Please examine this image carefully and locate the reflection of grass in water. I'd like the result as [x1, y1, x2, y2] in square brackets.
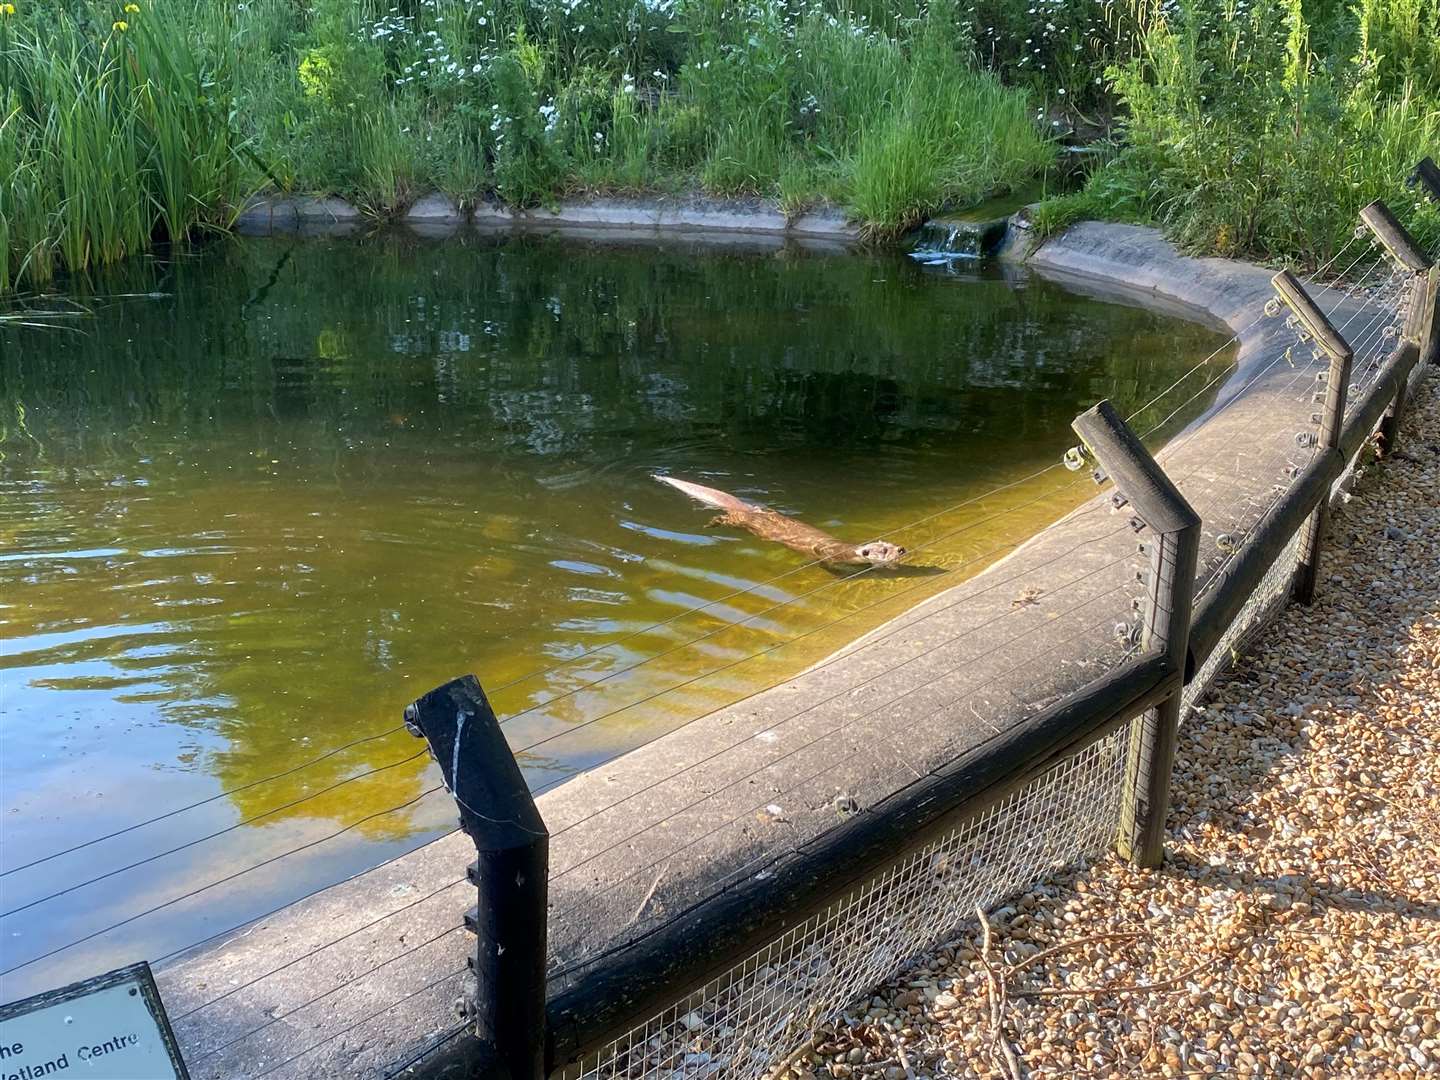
[475, 365, 1240, 777]
[209, 465, 1097, 832]
[482, 464, 1099, 760]
[221, 735, 434, 841]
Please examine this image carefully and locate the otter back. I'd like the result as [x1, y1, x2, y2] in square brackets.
[710, 508, 864, 565]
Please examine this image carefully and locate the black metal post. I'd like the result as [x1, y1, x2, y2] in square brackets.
[1072, 400, 1200, 869]
[1271, 270, 1353, 606]
[407, 675, 549, 1080]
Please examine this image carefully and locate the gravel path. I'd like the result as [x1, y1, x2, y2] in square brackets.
[799, 369, 1439, 1080]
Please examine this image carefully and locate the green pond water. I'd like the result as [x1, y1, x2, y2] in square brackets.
[0, 231, 1233, 996]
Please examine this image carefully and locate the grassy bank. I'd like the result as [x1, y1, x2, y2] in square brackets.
[1033, 0, 1440, 265]
[0, 4, 249, 291]
[1, 0, 1057, 289]
[2, 0, 1437, 291]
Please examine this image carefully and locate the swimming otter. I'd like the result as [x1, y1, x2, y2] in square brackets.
[653, 475, 906, 567]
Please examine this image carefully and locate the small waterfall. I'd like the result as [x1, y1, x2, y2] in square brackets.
[908, 216, 1008, 265]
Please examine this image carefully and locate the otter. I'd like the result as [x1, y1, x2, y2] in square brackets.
[653, 475, 906, 567]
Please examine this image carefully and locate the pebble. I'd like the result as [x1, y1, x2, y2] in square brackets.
[789, 374, 1440, 1078]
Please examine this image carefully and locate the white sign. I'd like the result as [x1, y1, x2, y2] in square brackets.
[0, 963, 189, 1080]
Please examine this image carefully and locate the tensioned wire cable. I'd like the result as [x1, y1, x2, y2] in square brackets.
[546, 599, 1139, 982]
[185, 919, 469, 1065]
[171, 869, 471, 1021]
[4, 499, 1115, 979]
[1114, 228, 1370, 433]
[438, 502, 1114, 832]
[0, 745, 432, 919]
[668, 619, 1151, 921]
[1158, 250, 1398, 477]
[1170, 265, 1409, 597]
[3, 456, 1081, 878]
[0, 785, 448, 978]
[132, 506, 1134, 1025]
[0, 722, 417, 878]
[149, 824, 460, 967]
[381, 1019, 472, 1080]
[497, 490, 1112, 764]
[1347, 296, 1408, 390]
[183, 579, 1139, 1071]
[1133, 249, 1391, 449]
[542, 572, 1137, 911]
[487, 469, 1094, 736]
[247, 965, 470, 1080]
[525, 520, 1137, 842]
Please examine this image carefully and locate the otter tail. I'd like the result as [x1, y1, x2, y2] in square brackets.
[653, 475, 758, 514]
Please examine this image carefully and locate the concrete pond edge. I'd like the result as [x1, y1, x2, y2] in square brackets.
[157, 219, 1397, 1080]
[235, 192, 864, 242]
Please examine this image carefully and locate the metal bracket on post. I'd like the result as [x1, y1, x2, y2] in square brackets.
[406, 675, 549, 1080]
[1072, 400, 1200, 869]
[1271, 270, 1352, 604]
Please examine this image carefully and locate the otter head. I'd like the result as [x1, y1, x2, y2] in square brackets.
[855, 540, 906, 565]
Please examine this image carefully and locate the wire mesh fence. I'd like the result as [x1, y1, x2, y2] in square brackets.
[1182, 527, 1306, 716]
[563, 727, 1128, 1080]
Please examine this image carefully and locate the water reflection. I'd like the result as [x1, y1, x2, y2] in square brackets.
[0, 232, 1233, 993]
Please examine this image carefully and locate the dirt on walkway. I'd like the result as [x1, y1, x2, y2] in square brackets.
[799, 370, 1440, 1079]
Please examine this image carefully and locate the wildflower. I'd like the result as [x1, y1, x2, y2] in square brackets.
[0, 4, 16, 15]
[124, 2, 139, 10]
[113, 18, 128, 29]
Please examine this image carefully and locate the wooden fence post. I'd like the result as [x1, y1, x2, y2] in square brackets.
[1271, 270, 1352, 606]
[1359, 199, 1432, 274]
[1410, 157, 1440, 203]
[1072, 401, 1200, 869]
[1359, 200, 1434, 452]
[1408, 159, 1440, 368]
[407, 676, 549, 1080]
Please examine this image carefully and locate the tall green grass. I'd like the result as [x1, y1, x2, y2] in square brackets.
[0, 5, 248, 290]
[847, 36, 1055, 237]
[1041, 0, 1440, 266]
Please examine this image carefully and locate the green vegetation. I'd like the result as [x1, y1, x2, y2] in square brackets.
[1045, 0, 1440, 264]
[1, 0, 1436, 289]
[0, 3, 249, 290]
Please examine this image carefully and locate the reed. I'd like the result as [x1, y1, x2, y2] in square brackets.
[0, 4, 247, 290]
